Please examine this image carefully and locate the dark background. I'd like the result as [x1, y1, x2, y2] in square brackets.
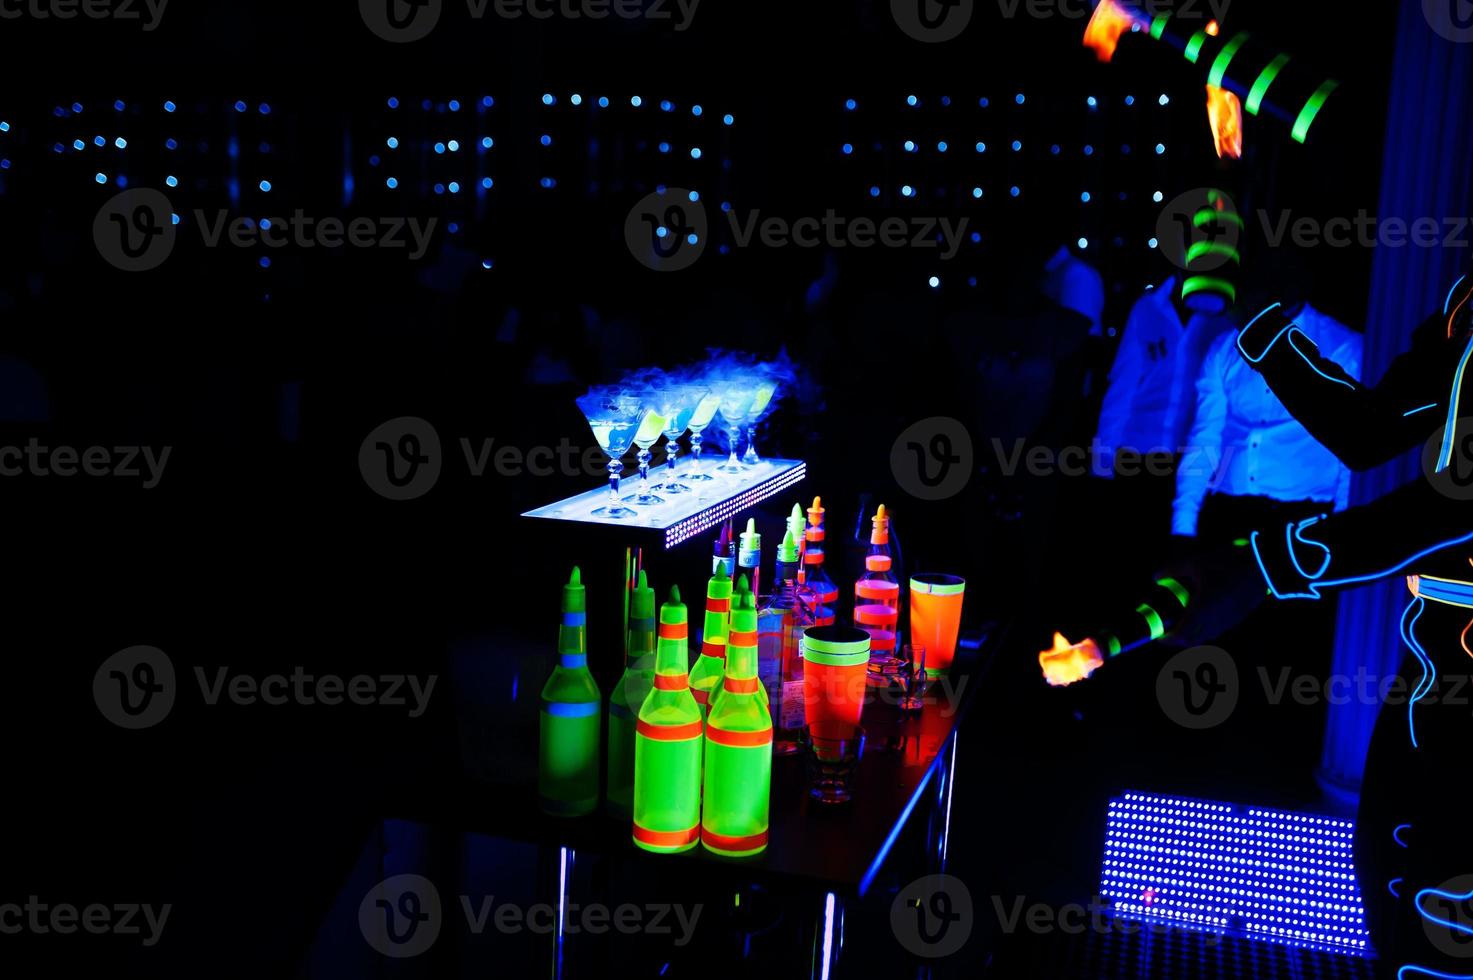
[0, 1, 1401, 976]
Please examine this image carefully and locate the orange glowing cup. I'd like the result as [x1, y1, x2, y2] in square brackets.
[802, 626, 871, 748]
[909, 574, 966, 678]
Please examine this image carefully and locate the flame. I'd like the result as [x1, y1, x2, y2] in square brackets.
[1206, 19, 1220, 36]
[1083, 0, 1141, 63]
[1206, 84, 1243, 159]
[1039, 632, 1105, 688]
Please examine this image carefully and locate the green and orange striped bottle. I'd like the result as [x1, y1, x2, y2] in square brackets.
[711, 576, 768, 715]
[538, 567, 602, 817]
[632, 586, 704, 853]
[607, 569, 656, 818]
[688, 566, 732, 717]
[701, 585, 773, 857]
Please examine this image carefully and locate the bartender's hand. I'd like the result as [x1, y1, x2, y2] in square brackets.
[1155, 541, 1269, 650]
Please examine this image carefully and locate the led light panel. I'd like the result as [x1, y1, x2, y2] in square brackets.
[1100, 792, 1370, 955]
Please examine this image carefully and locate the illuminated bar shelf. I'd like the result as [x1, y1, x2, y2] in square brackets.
[522, 459, 806, 549]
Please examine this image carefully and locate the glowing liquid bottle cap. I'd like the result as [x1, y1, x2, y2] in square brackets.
[739, 518, 761, 562]
[778, 528, 800, 565]
[871, 503, 890, 544]
[563, 565, 585, 613]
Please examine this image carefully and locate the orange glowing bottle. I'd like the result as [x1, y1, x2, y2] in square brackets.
[853, 504, 900, 659]
[802, 497, 838, 626]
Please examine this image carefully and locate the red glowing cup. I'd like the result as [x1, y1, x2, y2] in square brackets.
[803, 626, 872, 747]
[909, 574, 966, 678]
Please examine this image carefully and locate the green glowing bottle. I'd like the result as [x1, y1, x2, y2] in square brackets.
[688, 566, 732, 717]
[711, 575, 768, 715]
[539, 567, 602, 817]
[702, 585, 773, 857]
[607, 569, 656, 818]
[633, 586, 704, 853]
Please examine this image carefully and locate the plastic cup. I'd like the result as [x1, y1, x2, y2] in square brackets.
[802, 625, 871, 745]
[910, 574, 965, 678]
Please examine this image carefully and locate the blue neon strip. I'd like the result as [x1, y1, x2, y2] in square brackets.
[1237, 303, 1286, 362]
[1400, 598, 1432, 750]
[1447, 275, 1469, 315]
[1288, 331, 1357, 390]
[1416, 881, 1473, 938]
[1398, 968, 1473, 979]
[562, 612, 587, 626]
[858, 734, 947, 897]
[1393, 824, 1413, 848]
[1390, 878, 1404, 898]
[558, 654, 588, 669]
[1438, 334, 1473, 471]
[1416, 576, 1473, 608]
[542, 698, 598, 717]
[1250, 529, 1320, 600]
[1314, 529, 1473, 596]
[1404, 403, 1440, 417]
[1288, 517, 1332, 581]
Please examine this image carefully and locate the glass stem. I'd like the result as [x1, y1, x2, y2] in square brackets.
[690, 432, 703, 472]
[727, 425, 742, 467]
[743, 426, 761, 465]
[606, 458, 623, 502]
[638, 448, 652, 487]
[665, 436, 680, 476]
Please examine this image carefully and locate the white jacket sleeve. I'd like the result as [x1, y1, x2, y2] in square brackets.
[1172, 335, 1230, 536]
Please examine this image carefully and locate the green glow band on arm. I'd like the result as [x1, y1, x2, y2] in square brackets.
[1182, 277, 1238, 303]
[1292, 79, 1339, 144]
[1246, 54, 1291, 116]
[1136, 604, 1166, 641]
[1195, 209, 1244, 229]
[1157, 577, 1192, 610]
[1150, 13, 1170, 40]
[1185, 30, 1209, 64]
[1101, 633, 1123, 658]
[1186, 242, 1241, 265]
[1208, 33, 1251, 88]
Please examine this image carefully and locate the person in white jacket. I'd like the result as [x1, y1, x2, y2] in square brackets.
[1172, 303, 1362, 542]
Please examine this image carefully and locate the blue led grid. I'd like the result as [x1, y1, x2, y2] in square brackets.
[1100, 791, 1370, 955]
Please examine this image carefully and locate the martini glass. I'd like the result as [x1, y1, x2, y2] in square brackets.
[576, 387, 642, 519]
[650, 384, 706, 495]
[684, 389, 721, 487]
[742, 376, 779, 466]
[621, 393, 669, 507]
[714, 381, 757, 475]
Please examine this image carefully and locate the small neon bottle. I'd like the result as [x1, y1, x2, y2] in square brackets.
[688, 566, 733, 717]
[607, 569, 656, 818]
[713, 523, 736, 578]
[853, 504, 900, 659]
[712, 574, 768, 715]
[539, 567, 602, 817]
[701, 584, 772, 857]
[738, 518, 762, 604]
[633, 586, 704, 853]
[804, 497, 839, 627]
[761, 527, 813, 754]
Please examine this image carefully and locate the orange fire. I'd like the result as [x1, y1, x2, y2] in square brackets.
[1082, 0, 1140, 63]
[1039, 632, 1105, 688]
[1206, 84, 1243, 159]
[1206, 19, 1220, 36]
